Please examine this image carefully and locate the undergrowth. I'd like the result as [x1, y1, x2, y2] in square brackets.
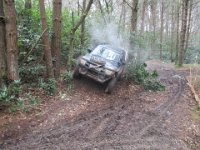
[63, 71, 74, 90]
[0, 80, 42, 113]
[0, 80, 21, 103]
[125, 60, 165, 91]
[38, 78, 57, 95]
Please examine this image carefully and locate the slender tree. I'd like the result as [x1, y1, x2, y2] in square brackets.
[98, 0, 106, 23]
[160, 0, 164, 60]
[170, 4, 175, 62]
[68, 0, 93, 66]
[39, 0, 54, 77]
[51, 0, 62, 78]
[178, 0, 190, 66]
[150, 0, 157, 49]
[80, 0, 86, 47]
[175, 2, 180, 64]
[184, 0, 192, 56]
[130, 0, 138, 33]
[0, 0, 6, 86]
[118, 1, 125, 36]
[4, 0, 19, 81]
[140, 0, 147, 35]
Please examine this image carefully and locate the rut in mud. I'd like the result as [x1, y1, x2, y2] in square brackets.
[2, 63, 192, 150]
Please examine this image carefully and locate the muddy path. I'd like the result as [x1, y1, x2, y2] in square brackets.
[1, 62, 196, 150]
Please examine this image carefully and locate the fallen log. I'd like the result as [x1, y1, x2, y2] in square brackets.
[186, 77, 200, 109]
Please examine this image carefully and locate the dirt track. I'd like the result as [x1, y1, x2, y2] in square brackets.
[1, 62, 198, 150]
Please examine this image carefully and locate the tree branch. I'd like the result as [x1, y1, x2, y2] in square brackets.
[21, 28, 48, 64]
[124, 0, 133, 9]
[72, 0, 93, 33]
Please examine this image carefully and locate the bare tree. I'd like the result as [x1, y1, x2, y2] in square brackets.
[130, 0, 138, 33]
[80, 0, 86, 47]
[98, 0, 107, 23]
[51, 0, 62, 78]
[175, 1, 181, 64]
[170, 4, 175, 62]
[150, 0, 157, 48]
[104, 0, 113, 14]
[184, 0, 193, 56]
[4, 0, 19, 81]
[140, 0, 147, 34]
[39, 0, 54, 77]
[160, 0, 164, 60]
[0, 0, 6, 86]
[68, 0, 93, 66]
[178, 0, 190, 66]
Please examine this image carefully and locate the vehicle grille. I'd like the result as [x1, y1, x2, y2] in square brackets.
[88, 69, 98, 76]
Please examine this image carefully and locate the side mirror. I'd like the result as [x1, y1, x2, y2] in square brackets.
[87, 49, 92, 53]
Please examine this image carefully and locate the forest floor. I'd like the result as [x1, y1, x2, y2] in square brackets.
[0, 60, 200, 150]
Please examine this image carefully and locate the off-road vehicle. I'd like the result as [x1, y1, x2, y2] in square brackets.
[73, 44, 126, 93]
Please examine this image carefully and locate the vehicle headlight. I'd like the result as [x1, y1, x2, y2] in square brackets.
[105, 69, 115, 76]
[79, 58, 87, 65]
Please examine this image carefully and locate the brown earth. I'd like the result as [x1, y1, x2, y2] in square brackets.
[0, 61, 200, 150]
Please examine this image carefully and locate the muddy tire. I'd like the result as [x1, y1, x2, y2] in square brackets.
[105, 77, 117, 94]
[73, 65, 80, 79]
[116, 67, 124, 81]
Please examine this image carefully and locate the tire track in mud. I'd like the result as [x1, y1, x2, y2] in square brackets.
[86, 75, 189, 150]
[3, 68, 191, 150]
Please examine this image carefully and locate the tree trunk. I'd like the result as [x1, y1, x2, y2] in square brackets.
[170, 5, 175, 62]
[122, 1, 126, 32]
[150, 0, 157, 50]
[178, 0, 189, 66]
[104, 0, 113, 22]
[165, 13, 169, 40]
[80, 0, 86, 47]
[184, 0, 192, 57]
[39, 0, 54, 77]
[25, 0, 32, 9]
[51, 0, 62, 78]
[98, 0, 106, 23]
[68, 0, 93, 67]
[0, 0, 6, 87]
[160, 0, 164, 60]
[140, 0, 146, 35]
[104, 0, 110, 14]
[130, 0, 138, 33]
[4, 0, 19, 81]
[77, 0, 80, 16]
[118, 1, 124, 37]
[175, 3, 180, 64]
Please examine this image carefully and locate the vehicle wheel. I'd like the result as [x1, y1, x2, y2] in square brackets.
[73, 65, 80, 78]
[105, 77, 117, 94]
[117, 67, 124, 81]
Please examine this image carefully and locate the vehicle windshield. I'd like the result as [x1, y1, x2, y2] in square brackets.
[91, 46, 121, 62]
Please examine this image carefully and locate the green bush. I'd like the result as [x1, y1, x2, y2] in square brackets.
[39, 78, 57, 95]
[19, 64, 46, 83]
[126, 61, 149, 84]
[0, 80, 21, 103]
[125, 60, 165, 91]
[0, 86, 10, 102]
[144, 80, 165, 91]
[63, 71, 74, 90]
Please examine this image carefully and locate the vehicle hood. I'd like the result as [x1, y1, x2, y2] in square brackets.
[82, 54, 119, 71]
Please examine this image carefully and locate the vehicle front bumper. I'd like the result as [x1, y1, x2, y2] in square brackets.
[78, 65, 112, 83]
